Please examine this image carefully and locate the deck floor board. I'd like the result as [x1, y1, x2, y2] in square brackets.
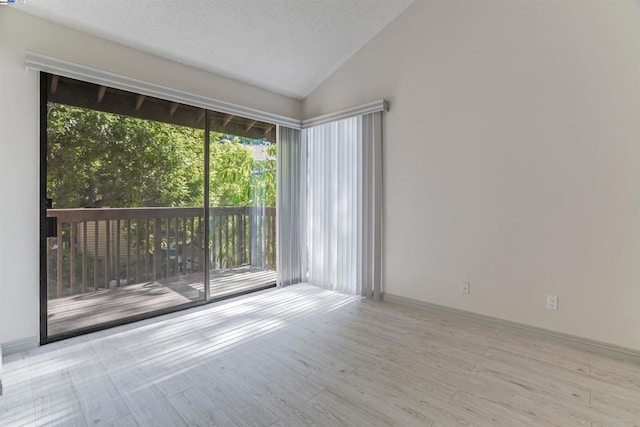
[48, 266, 276, 336]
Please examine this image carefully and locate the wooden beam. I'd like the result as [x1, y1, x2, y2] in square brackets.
[263, 124, 274, 138]
[223, 115, 234, 128]
[246, 120, 257, 132]
[51, 87, 208, 132]
[135, 94, 146, 111]
[97, 86, 107, 103]
[48, 82, 276, 142]
[169, 102, 179, 116]
[50, 75, 59, 94]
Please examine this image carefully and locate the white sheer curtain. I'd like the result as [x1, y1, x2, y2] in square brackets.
[306, 116, 362, 294]
[276, 126, 307, 287]
[279, 108, 383, 298]
[306, 114, 382, 296]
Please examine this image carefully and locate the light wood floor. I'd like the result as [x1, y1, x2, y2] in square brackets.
[48, 266, 277, 336]
[3, 284, 640, 426]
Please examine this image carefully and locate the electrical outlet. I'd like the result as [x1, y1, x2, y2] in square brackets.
[546, 295, 558, 310]
[462, 282, 471, 295]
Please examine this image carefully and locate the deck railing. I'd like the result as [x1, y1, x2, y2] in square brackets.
[47, 206, 276, 299]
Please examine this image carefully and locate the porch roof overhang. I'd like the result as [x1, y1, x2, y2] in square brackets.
[47, 74, 276, 142]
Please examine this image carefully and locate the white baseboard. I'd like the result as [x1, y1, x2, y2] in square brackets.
[382, 293, 640, 364]
[0, 336, 39, 356]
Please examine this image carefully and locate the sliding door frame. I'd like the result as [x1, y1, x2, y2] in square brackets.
[39, 72, 276, 344]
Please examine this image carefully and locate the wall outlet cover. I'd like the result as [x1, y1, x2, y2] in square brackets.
[462, 282, 471, 295]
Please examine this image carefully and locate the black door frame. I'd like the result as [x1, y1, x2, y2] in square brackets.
[38, 72, 275, 344]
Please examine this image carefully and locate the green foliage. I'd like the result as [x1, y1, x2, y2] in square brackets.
[47, 103, 205, 208]
[251, 145, 276, 208]
[47, 103, 276, 209]
[209, 135, 254, 206]
[209, 135, 275, 207]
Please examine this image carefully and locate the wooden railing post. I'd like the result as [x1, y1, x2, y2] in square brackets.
[167, 219, 171, 277]
[82, 222, 87, 293]
[136, 220, 142, 284]
[56, 219, 63, 297]
[173, 217, 179, 276]
[126, 220, 131, 285]
[144, 219, 151, 280]
[116, 219, 121, 287]
[238, 213, 245, 265]
[70, 222, 76, 295]
[153, 219, 161, 281]
[105, 219, 111, 289]
[94, 220, 99, 290]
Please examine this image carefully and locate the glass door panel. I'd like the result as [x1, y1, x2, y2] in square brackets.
[207, 124, 277, 300]
[45, 74, 206, 338]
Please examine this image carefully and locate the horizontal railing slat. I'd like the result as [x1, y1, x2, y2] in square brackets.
[48, 206, 275, 222]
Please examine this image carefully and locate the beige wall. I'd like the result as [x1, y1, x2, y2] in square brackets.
[305, 0, 640, 350]
[0, 7, 301, 345]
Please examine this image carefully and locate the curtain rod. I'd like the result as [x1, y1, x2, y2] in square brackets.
[302, 100, 389, 129]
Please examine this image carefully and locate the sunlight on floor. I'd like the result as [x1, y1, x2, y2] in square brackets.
[0, 284, 361, 426]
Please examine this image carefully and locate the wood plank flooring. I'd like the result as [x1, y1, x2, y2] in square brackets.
[48, 267, 276, 336]
[3, 284, 640, 426]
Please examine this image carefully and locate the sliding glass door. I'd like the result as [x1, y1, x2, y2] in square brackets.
[42, 73, 277, 341]
[207, 127, 277, 299]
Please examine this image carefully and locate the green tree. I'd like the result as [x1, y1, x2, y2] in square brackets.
[47, 103, 276, 209]
[209, 135, 275, 207]
[47, 103, 205, 208]
[209, 135, 254, 206]
[250, 144, 276, 207]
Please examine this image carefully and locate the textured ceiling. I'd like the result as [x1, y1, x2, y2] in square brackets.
[18, 0, 414, 99]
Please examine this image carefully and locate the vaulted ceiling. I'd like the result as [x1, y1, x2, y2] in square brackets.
[19, 0, 414, 100]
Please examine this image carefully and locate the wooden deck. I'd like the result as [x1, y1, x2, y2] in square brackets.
[47, 266, 276, 336]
